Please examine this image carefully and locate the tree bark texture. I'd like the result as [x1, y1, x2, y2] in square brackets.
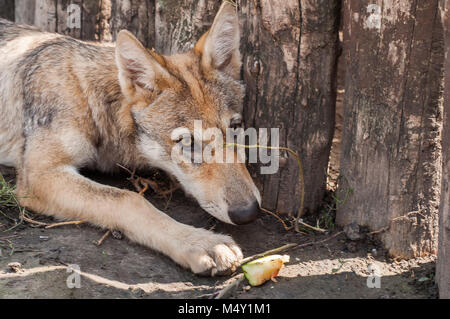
[109, 0, 155, 47]
[14, 0, 99, 40]
[437, 0, 450, 300]
[154, 0, 221, 54]
[13, 0, 221, 50]
[336, 0, 445, 258]
[13, 0, 153, 43]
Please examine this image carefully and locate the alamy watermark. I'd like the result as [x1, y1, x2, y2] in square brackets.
[365, 4, 381, 30]
[66, 264, 81, 289]
[366, 263, 381, 288]
[67, 4, 81, 29]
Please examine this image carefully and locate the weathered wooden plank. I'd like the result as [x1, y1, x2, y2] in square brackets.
[15, 0, 35, 25]
[56, 0, 82, 39]
[34, 0, 57, 31]
[437, 0, 450, 300]
[240, 0, 339, 216]
[337, 0, 444, 258]
[15, 0, 102, 40]
[155, 0, 221, 54]
[110, 0, 155, 47]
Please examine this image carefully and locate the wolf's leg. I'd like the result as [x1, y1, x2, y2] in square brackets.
[16, 159, 242, 276]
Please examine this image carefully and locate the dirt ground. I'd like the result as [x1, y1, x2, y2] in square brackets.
[0, 165, 438, 299]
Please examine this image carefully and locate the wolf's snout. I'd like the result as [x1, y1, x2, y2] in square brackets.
[228, 200, 261, 225]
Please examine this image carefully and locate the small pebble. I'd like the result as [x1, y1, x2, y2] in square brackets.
[111, 230, 123, 240]
[8, 262, 23, 273]
[344, 222, 361, 241]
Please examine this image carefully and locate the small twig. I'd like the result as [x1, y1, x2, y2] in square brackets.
[367, 211, 426, 235]
[295, 231, 344, 249]
[22, 214, 49, 227]
[240, 243, 298, 266]
[21, 209, 84, 230]
[196, 292, 219, 299]
[367, 226, 390, 236]
[0, 234, 18, 240]
[138, 183, 149, 196]
[0, 209, 18, 223]
[240, 231, 345, 266]
[163, 189, 173, 211]
[139, 178, 157, 191]
[116, 163, 177, 199]
[116, 163, 134, 176]
[214, 274, 245, 299]
[297, 220, 327, 233]
[260, 207, 294, 231]
[159, 184, 179, 196]
[45, 220, 85, 229]
[2, 202, 25, 233]
[94, 230, 111, 246]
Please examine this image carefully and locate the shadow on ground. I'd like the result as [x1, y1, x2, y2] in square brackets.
[0, 166, 437, 299]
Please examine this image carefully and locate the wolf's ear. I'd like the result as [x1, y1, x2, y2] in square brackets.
[115, 30, 172, 97]
[195, 2, 241, 80]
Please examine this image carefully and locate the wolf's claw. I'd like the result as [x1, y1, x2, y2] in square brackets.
[179, 230, 243, 276]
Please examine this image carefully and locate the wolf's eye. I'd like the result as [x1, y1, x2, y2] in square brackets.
[230, 118, 242, 130]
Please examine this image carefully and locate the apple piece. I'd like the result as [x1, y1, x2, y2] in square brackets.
[241, 255, 290, 286]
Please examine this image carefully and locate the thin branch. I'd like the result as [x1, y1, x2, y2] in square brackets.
[45, 220, 85, 229]
[295, 231, 344, 249]
[214, 274, 245, 299]
[240, 231, 345, 266]
[260, 207, 294, 231]
[367, 211, 426, 235]
[297, 220, 327, 233]
[94, 230, 111, 246]
[240, 243, 298, 266]
[22, 213, 48, 227]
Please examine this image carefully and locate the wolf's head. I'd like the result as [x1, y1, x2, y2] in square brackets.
[115, 2, 261, 225]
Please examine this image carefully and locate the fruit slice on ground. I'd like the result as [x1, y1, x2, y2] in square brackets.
[241, 255, 290, 286]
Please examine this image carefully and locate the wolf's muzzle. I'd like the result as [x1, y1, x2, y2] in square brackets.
[228, 200, 261, 225]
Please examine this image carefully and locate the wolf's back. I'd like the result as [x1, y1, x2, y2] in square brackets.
[0, 19, 119, 168]
[0, 19, 59, 167]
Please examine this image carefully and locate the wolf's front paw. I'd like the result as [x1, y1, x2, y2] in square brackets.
[180, 230, 243, 276]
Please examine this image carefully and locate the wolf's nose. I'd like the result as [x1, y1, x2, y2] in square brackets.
[229, 201, 261, 225]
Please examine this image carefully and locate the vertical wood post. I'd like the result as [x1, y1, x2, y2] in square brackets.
[337, 0, 444, 258]
[239, 0, 339, 216]
[437, 0, 450, 299]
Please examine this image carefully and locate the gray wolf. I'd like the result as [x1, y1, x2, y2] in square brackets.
[0, 2, 261, 275]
